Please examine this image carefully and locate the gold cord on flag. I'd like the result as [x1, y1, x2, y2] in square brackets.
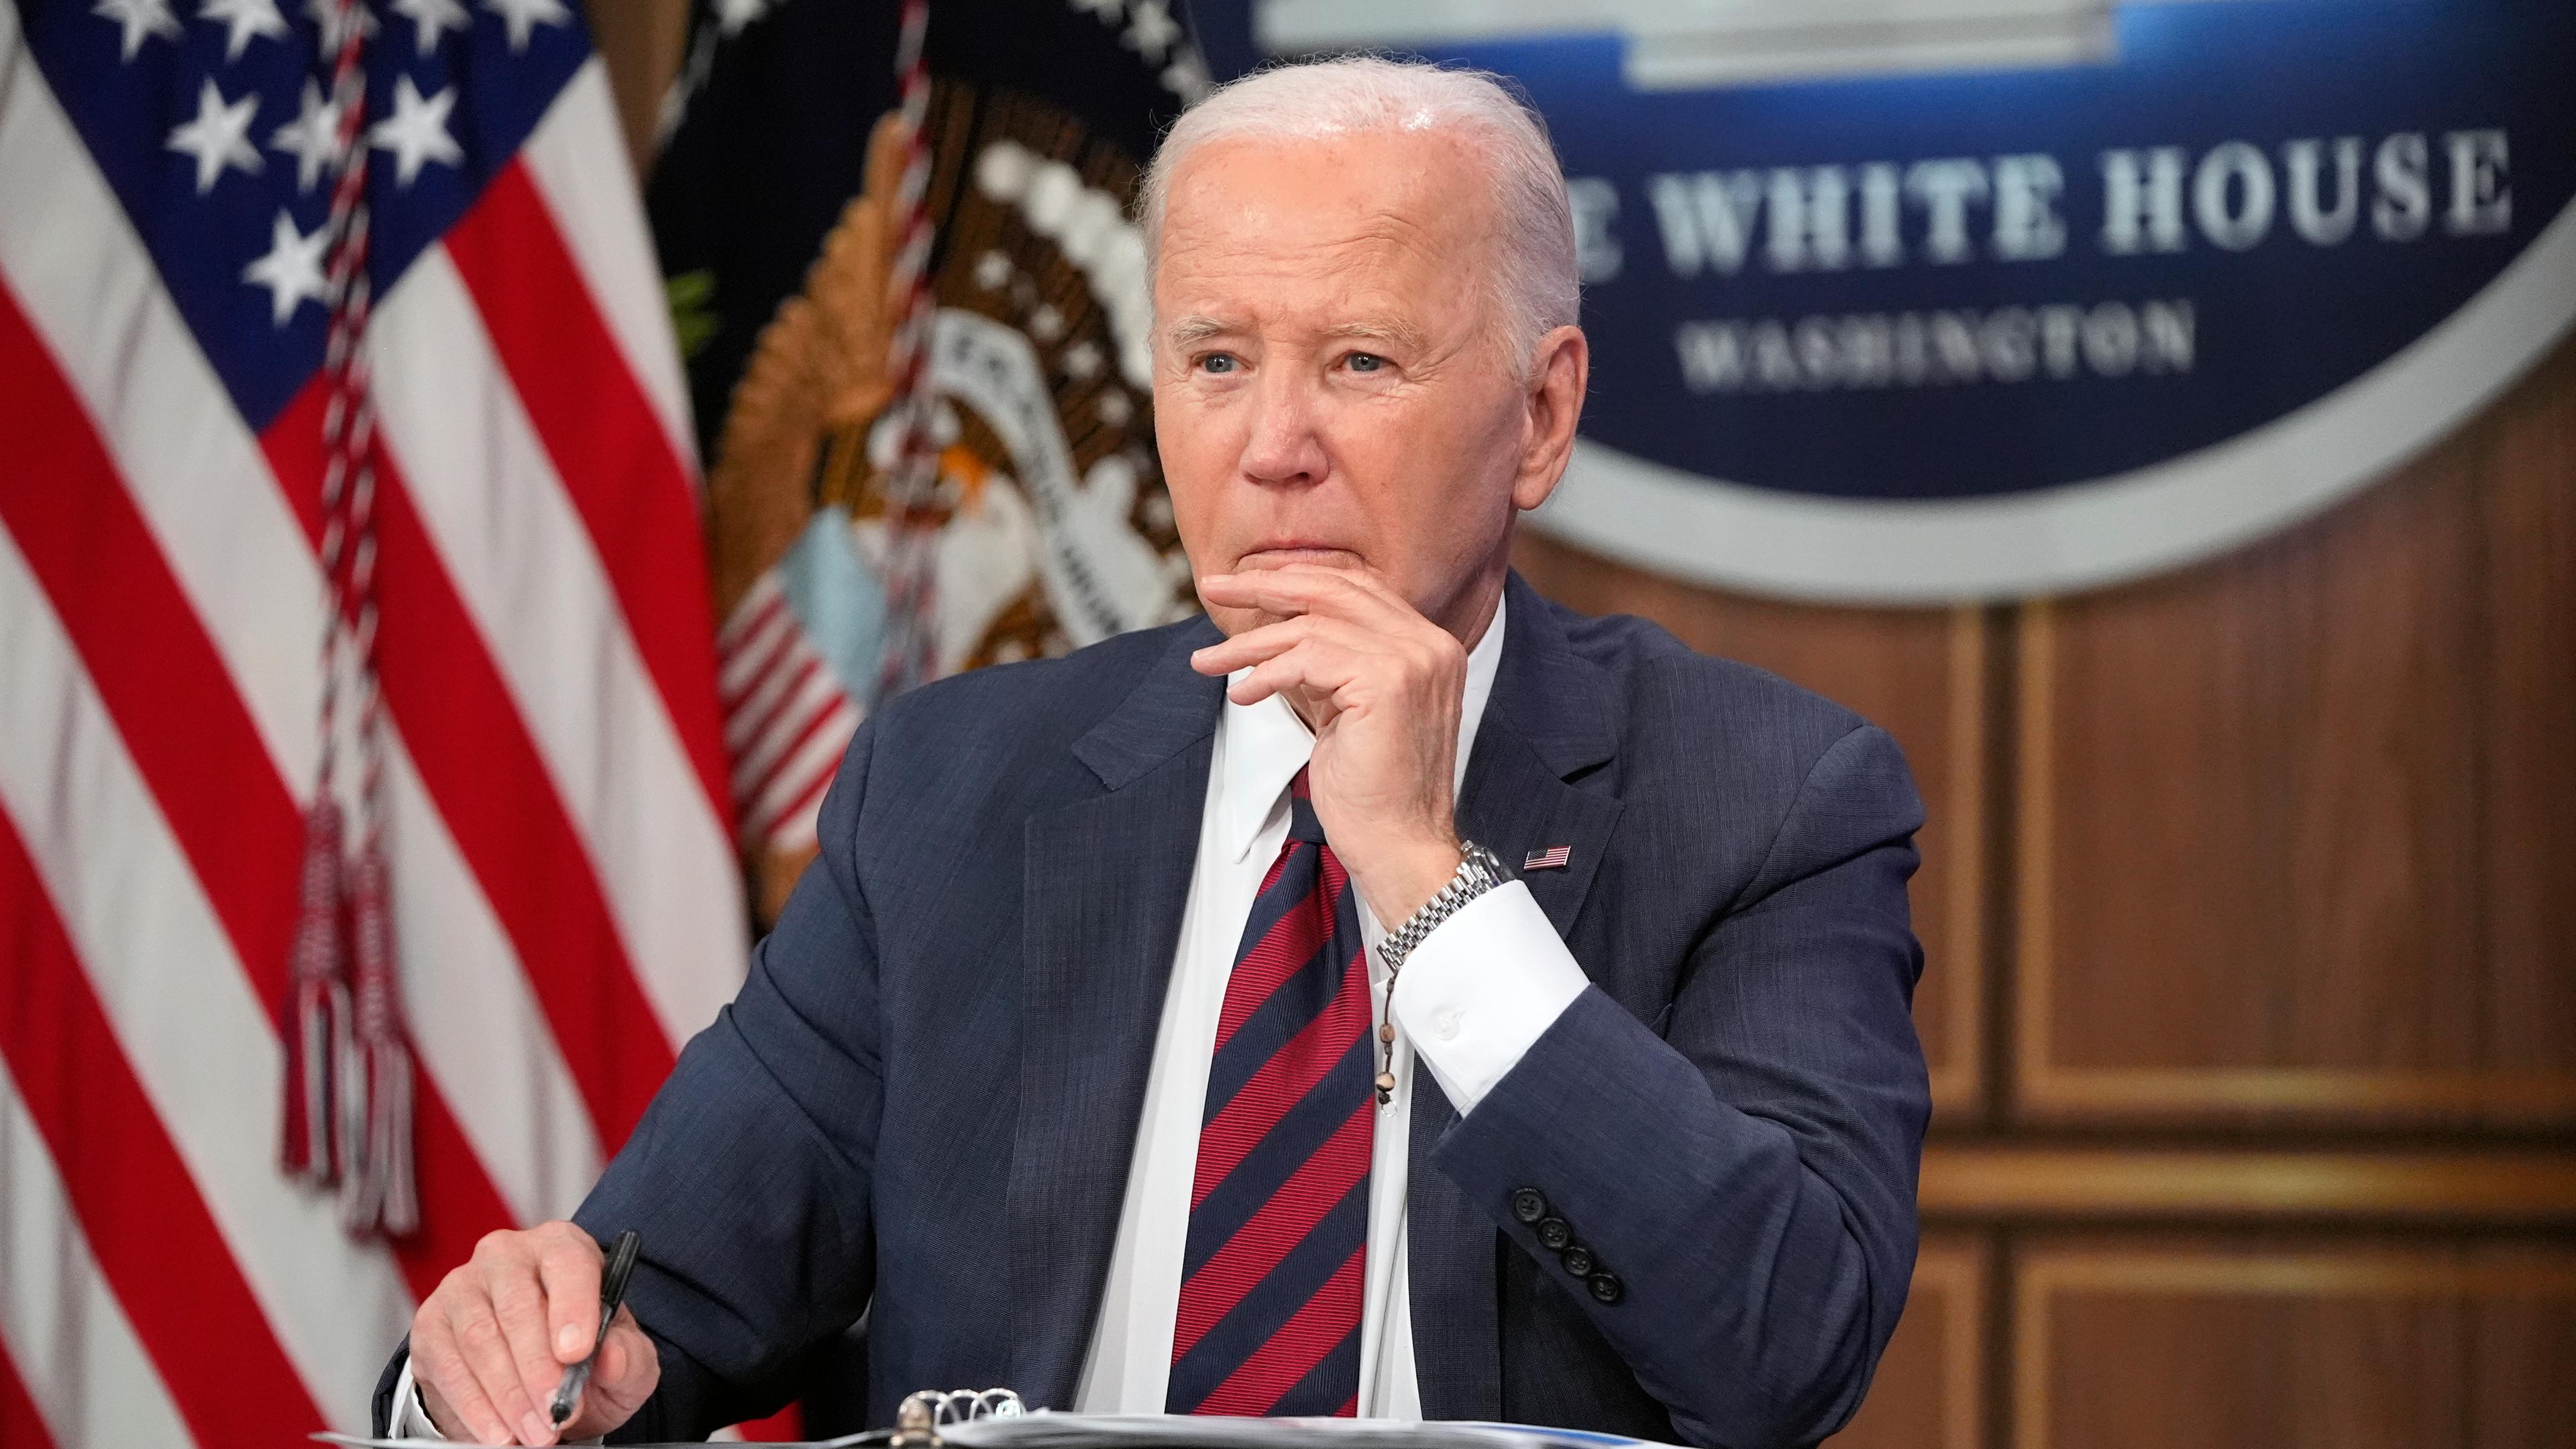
[282, 0, 417, 1240]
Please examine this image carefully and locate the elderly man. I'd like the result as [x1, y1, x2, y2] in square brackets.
[380, 56, 1928, 1449]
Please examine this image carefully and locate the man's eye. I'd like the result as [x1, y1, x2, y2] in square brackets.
[1196, 353, 1239, 374]
[1345, 352, 1388, 373]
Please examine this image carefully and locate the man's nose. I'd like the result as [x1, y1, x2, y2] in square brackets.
[1236, 369, 1330, 488]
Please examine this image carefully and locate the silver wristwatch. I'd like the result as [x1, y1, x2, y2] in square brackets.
[1377, 841, 1509, 974]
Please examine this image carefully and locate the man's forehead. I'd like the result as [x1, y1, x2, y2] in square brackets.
[1159, 129, 1487, 256]
[1150, 129, 1505, 350]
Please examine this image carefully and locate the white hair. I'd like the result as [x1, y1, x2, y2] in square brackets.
[1138, 54, 1580, 369]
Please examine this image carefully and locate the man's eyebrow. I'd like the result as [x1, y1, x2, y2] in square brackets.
[1320, 318, 1430, 352]
[1160, 314, 1432, 352]
[1163, 315, 1236, 348]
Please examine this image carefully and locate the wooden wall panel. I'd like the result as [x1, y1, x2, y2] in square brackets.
[2015, 334, 2576, 1126]
[1514, 533, 1989, 1119]
[1920, 1146, 2576, 1226]
[1828, 1235, 1989, 1449]
[2474, 341, 2576, 1079]
[2012, 1242, 2576, 1449]
[2467, 1275, 2576, 1449]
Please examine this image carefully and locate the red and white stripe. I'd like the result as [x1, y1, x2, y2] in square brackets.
[1, 1049, 201, 1449]
[717, 576, 862, 855]
[0, 8, 745, 1442]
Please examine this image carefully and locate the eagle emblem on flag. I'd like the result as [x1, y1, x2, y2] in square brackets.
[657, 1, 1210, 922]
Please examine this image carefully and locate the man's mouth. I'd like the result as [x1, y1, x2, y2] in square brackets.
[1238, 542, 1360, 568]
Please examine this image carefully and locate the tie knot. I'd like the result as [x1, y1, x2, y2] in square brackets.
[1285, 766, 1326, 844]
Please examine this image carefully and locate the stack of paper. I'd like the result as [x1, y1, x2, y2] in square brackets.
[321, 1413, 1667, 1449]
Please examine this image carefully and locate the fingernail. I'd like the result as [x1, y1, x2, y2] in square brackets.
[523, 1410, 557, 1445]
[556, 1324, 582, 1356]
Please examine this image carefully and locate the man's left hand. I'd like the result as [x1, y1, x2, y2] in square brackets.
[1191, 564, 1470, 926]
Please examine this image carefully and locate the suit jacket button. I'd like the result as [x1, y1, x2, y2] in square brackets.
[1511, 1188, 1548, 1224]
[1588, 1272, 1624, 1305]
[1537, 1216, 1574, 1250]
[1560, 1244, 1596, 1277]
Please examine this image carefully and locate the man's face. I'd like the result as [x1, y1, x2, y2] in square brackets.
[1151, 127, 1561, 640]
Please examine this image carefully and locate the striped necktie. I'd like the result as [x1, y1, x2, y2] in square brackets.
[1167, 766, 1374, 1416]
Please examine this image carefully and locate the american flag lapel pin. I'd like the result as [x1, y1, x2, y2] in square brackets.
[1523, 844, 1572, 871]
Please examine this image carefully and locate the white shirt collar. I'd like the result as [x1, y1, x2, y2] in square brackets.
[1215, 588, 1510, 865]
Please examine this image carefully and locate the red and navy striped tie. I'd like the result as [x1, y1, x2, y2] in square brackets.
[1168, 766, 1374, 1416]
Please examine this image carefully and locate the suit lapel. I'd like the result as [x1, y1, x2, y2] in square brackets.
[1008, 621, 1224, 1409]
[1454, 733, 1622, 945]
[1408, 572, 1623, 1421]
[1000, 579, 1625, 1415]
[1458, 573, 1623, 933]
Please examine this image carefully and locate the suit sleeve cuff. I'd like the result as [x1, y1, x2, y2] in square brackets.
[1388, 879, 1587, 1115]
[388, 1356, 447, 1440]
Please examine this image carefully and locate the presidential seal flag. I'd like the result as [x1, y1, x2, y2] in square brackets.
[652, 0, 1212, 924]
[0, 1, 745, 1444]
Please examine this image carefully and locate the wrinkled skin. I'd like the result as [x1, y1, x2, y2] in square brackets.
[1158, 126, 1588, 922]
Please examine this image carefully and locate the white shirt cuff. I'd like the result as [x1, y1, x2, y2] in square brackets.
[1388, 879, 1587, 1115]
[388, 1355, 447, 1440]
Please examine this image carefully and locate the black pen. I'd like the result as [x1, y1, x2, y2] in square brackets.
[549, 1229, 641, 1430]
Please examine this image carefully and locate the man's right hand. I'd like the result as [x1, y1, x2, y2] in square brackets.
[411, 1221, 660, 1445]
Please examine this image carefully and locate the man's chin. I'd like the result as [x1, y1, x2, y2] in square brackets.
[1205, 602, 1281, 639]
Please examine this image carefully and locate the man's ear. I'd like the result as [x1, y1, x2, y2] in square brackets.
[1513, 325, 1589, 512]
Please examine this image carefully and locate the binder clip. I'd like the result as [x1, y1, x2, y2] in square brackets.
[890, 1388, 1026, 1447]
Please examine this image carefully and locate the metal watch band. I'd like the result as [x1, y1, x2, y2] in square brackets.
[1377, 840, 1508, 975]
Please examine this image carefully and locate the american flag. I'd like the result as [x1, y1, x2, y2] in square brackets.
[1524, 845, 1572, 871]
[0, 1, 748, 1444]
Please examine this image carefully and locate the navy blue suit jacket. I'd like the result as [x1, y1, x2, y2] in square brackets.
[375, 572, 1929, 1448]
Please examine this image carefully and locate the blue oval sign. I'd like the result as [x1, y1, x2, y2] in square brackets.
[1197, 0, 2576, 599]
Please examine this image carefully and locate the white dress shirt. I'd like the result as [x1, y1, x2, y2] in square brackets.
[1071, 590, 1591, 1417]
[395, 592, 1592, 1436]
